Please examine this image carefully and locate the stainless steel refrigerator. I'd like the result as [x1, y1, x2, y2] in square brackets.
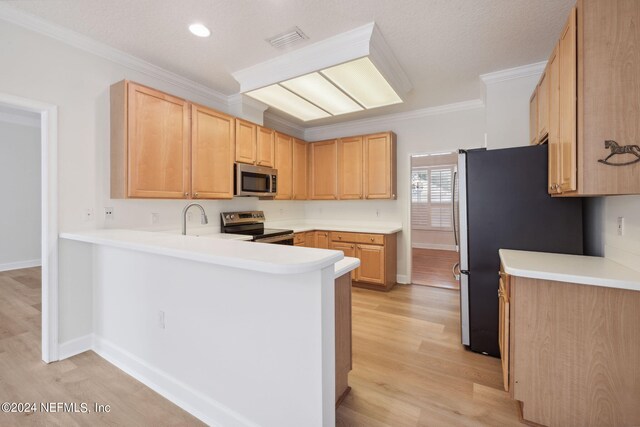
[454, 145, 583, 357]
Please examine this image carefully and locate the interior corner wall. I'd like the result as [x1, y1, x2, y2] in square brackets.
[484, 73, 541, 150]
[0, 120, 41, 270]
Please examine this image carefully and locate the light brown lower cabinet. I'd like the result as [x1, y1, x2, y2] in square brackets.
[501, 266, 640, 426]
[315, 231, 330, 249]
[329, 231, 397, 291]
[334, 272, 352, 407]
[293, 232, 305, 247]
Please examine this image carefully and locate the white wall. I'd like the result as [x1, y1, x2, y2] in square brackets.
[601, 196, 640, 271]
[0, 119, 41, 270]
[484, 73, 541, 150]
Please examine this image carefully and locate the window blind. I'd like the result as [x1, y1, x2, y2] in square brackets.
[411, 164, 455, 230]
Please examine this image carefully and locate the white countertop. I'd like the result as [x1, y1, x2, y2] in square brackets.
[60, 229, 343, 275]
[499, 249, 640, 292]
[265, 220, 402, 234]
[334, 257, 360, 279]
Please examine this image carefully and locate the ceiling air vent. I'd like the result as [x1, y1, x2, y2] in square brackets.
[266, 27, 308, 49]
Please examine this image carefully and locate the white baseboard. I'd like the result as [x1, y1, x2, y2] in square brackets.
[412, 243, 457, 251]
[58, 334, 94, 360]
[92, 336, 258, 427]
[0, 259, 41, 272]
[396, 274, 410, 284]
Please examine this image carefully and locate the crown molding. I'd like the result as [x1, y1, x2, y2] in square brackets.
[0, 3, 229, 107]
[227, 93, 268, 111]
[479, 61, 547, 85]
[263, 112, 306, 139]
[0, 111, 40, 128]
[304, 99, 484, 141]
[231, 22, 412, 98]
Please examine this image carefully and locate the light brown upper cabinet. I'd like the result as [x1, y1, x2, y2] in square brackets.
[364, 132, 397, 199]
[529, 89, 538, 146]
[558, 8, 577, 193]
[537, 70, 550, 143]
[310, 139, 338, 200]
[337, 136, 363, 199]
[547, 45, 561, 194]
[235, 119, 256, 165]
[111, 81, 190, 199]
[533, 0, 640, 196]
[256, 126, 275, 167]
[191, 104, 235, 199]
[274, 132, 293, 200]
[292, 138, 309, 200]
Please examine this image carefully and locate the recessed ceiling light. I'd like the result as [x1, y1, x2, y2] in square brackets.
[189, 23, 211, 38]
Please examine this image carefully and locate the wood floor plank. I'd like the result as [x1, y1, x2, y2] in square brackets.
[412, 248, 460, 289]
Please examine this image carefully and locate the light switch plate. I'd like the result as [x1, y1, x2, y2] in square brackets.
[617, 217, 625, 236]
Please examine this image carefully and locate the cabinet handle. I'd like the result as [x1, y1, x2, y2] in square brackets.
[194, 192, 199, 198]
[351, 245, 354, 249]
[370, 237, 374, 242]
[184, 192, 190, 197]
[338, 236, 342, 240]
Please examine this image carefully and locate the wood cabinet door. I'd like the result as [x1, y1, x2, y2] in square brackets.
[547, 45, 561, 194]
[316, 231, 330, 249]
[364, 133, 396, 199]
[558, 7, 577, 193]
[191, 104, 235, 199]
[292, 138, 308, 200]
[529, 90, 538, 146]
[537, 71, 549, 142]
[256, 126, 275, 167]
[310, 140, 338, 200]
[235, 119, 256, 165]
[338, 136, 363, 199]
[498, 274, 510, 392]
[293, 232, 305, 246]
[356, 244, 385, 285]
[127, 83, 190, 198]
[274, 132, 293, 200]
[331, 241, 357, 280]
[304, 231, 316, 248]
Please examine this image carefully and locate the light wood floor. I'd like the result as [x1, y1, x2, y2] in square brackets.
[412, 248, 460, 290]
[336, 284, 525, 426]
[0, 267, 204, 426]
[1, 268, 522, 426]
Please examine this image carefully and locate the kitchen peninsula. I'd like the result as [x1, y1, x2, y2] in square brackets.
[59, 229, 359, 427]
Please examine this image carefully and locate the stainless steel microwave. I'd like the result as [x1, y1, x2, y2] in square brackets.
[234, 163, 277, 197]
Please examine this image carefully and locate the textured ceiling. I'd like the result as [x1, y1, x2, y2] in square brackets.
[3, 0, 575, 126]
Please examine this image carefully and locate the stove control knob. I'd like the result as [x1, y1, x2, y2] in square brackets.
[230, 214, 235, 219]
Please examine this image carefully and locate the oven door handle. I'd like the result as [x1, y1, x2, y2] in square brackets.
[254, 233, 295, 244]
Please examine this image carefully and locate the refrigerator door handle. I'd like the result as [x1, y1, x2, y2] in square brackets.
[452, 262, 460, 281]
[452, 171, 458, 248]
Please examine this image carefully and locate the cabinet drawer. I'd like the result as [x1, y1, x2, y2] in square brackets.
[331, 232, 384, 245]
[294, 232, 305, 245]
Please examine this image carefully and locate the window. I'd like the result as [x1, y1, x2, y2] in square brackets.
[411, 165, 455, 230]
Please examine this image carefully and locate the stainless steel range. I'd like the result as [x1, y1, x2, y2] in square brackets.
[220, 211, 294, 245]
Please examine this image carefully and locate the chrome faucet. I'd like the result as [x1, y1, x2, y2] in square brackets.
[182, 203, 208, 235]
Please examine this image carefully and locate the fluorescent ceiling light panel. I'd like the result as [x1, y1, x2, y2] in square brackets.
[247, 85, 330, 121]
[322, 57, 403, 109]
[280, 73, 363, 115]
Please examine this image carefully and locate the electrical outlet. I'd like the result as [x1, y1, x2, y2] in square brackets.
[376, 209, 380, 218]
[104, 207, 114, 220]
[158, 310, 165, 329]
[83, 208, 93, 222]
[617, 217, 625, 236]
[151, 213, 160, 225]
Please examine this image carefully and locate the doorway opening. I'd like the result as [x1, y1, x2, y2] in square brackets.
[0, 94, 58, 363]
[410, 151, 459, 289]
